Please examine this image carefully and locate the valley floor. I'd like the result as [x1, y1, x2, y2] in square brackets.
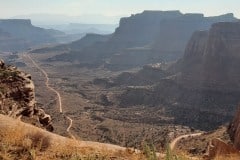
[18, 52, 193, 152]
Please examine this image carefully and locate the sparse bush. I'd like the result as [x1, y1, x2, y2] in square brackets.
[0, 70, 18, 79]
[165, 144, 188, 160]
[143, 143, 158, 160]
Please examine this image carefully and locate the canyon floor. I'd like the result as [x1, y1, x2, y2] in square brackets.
[15, 52, 194, 152]
[1, 51, 238, 159]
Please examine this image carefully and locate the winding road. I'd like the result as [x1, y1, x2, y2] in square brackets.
[23, 53, 74, 138]
[170, 132, 203, 150]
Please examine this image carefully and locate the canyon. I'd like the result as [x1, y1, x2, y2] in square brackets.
[1, 10, 240, 159]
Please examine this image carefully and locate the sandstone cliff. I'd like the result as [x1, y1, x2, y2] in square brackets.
[110, 10, 182, 48]
[44, 11, 238, 69]
[104, 22, 240, 130]
[0, 59, 53, 131]
[174, 22, 240, 90]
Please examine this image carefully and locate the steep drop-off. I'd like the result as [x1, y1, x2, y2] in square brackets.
[106, 22, 240, 130]
[228, 106, 240, 150]
[0, 59, 53, 131]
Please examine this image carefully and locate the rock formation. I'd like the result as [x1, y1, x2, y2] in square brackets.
[0, 19, 62, 52]
[101, 22, 240, 130]
[108, 64, 167, 86]
[43, 33, 112, 63]
[204, 105, 240, 159]
[0, 59, 53, 131]
[228, 106, 240, 150]
[204, 138, 239, 159]
[43, 11, 238, 69]
[173, 22, 240, 89]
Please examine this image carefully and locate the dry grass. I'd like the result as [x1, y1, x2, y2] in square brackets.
[0, 114, 148, 160]
[214, 155, 240, 160]
[1, 114, 238, 160]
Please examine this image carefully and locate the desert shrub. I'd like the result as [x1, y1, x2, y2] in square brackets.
[0, 70, 18, 79]
[143, 143, 158, 160]
[165, 144, 188, 160]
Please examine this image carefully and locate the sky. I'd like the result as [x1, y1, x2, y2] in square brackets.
[0, 0, 239, 24]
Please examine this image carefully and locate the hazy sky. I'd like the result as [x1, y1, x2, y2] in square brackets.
[0, 0, 239, 23]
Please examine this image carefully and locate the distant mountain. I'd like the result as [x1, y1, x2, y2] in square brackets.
[10, 14, 118, 46]
[11, 14, 121, 25]
[0, 19, 64, 52]
[40, 11, 238, 70]
[39, 23, 117, 35]
[107, 12, 238, 68]
[34, 23, 117, 45]
[69, 33, 112, 50]
[32, 33, 111, 56]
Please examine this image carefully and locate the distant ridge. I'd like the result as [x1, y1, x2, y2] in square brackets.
[0, 19, 63, 52]
[39, 10, 238, 70]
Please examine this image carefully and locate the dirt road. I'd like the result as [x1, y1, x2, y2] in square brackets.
[170, 133, 203, 150]
[23, 53, 74, 137]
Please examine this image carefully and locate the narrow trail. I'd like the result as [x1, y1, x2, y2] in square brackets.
[23, 53, 74, 138]
[25, 54, 62, 113]
[66, 116, 73, 132]
[170, 132, 203, 150]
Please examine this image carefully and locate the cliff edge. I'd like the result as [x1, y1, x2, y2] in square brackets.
[0, 59, 53, 131]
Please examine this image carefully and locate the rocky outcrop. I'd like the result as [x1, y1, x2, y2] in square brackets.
[182, 31, 209, 61]
[0, 59, 53, 131]
[204, 138, 239, 159]
[203, 105, 240, 159]
[228, 106, 240, 150]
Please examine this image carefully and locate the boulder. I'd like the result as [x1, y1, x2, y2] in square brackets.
[204, 138, 239, 159]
